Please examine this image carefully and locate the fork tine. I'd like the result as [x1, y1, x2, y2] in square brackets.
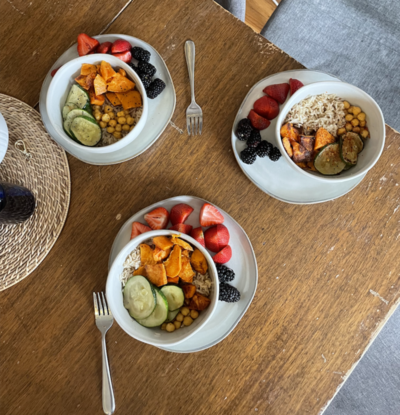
[97, 292, 104, 315]
[93, 292, 99, 316]
[192, 117, 197, 136]
[186, 117, 191, 136]
[195, 117, 199, 135]
[199, 116, 203, 135]
[101, 292, 109, 315]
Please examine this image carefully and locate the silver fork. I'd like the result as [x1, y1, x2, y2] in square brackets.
[93, 292, 115, 415]
[185, 40, 203, 135]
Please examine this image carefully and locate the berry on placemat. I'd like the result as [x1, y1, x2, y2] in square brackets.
[112, 50, 132, 63]
[248, 110, 270, 130]
[131, 46, 151, 62]
[147, 79, 166, 99]
[269, 146, 282, 161]
[77, 33, 99, 56]
[170, 203, 194, 225]
[139, 74, 152, 89]
[263, 83, 290, 104]
[138, 61, 157, 77]
[98, 42, 112, 54]
[289, 78, 304, 95]
[213, 245, 232, 264]
[199, 203, 224, 227]
[253, 96, 279, 120]
[128, 62, 140, 73]
[130, 222, 152, 240]
[219, 283, 240, 302]
[240, 147, 257, 164]
[216, 264, 235, 283]
[190, 227, 205, 247]
[144, 207, 169, 230]
[247, 130, 261, 148]
[204, 224, 230, 253]
[236, 119, 253, 141]
[111, 39, 131, 54]
[169, 223, 193, 234]
[256, 140, 273, 158]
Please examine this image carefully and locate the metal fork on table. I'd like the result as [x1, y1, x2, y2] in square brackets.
[93, 292, 115, 415]
[185, 40, 203, 135]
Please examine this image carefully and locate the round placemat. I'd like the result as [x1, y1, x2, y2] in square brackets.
[0, 94, 71, 291]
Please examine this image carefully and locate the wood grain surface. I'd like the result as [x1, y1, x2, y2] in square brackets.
[1, 1, 400, 414]
[246, 0, 280, 32]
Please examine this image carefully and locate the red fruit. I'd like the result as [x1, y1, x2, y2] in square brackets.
[204, 224, 230, 253]
[170, 203, 194, 225]
[51, 66, 61, 77]
[169, 223, 193, 235]
[112, 50, 132, 63]
[213, 245, 232, 264]
[199, 203, 224, 227]
[77, 33, 99, 56]
[247, 110, 270, 130]
[130, 222, 152, 240]
[263, 83, 290, 105]
[144, 207, 169, 230]
[98, 42, 112, 54]
[253, 96, 279, 120]
[190, 227, 205, 248]
[111, 39, 131, 54]
[289, 78, 304, 95]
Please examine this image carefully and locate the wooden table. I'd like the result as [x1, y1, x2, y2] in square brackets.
[1, 1, 400, 414]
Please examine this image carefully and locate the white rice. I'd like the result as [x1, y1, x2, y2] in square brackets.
[119, 247, 141, 286]
[193, 271, 212, 297]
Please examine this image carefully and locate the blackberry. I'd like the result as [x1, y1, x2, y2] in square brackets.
[247, 130, 261, 148]
[131, 46, 151, 62]
[127, 62, 141, 74]
[138, 61, 156, 77]
[240, 147, 257, 164]
[269, 146, 282, 162]
[139, 73, 152, 89]
[236, 119, 253, 141]
[256, 140, 273, 158]
[219, 283, 241, 303]
[147, 79, 166, 99]
[216, 264, 235, 283]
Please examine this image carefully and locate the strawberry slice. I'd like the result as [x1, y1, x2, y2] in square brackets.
[190, 227, 205, 247]
[169, 223, 193, 235]
[98, 42, 112, 54]
[204, 224, 230, 253]
[130, 222, 152, 240]
[289, 78, 304, 95]
[263, 83, 290, 105]
[77, 33, 99, 56]
[144, 207, 169, 230]
[248, 110, 270, 130]
[199, 203, 224, 227]
[112, 50, 132, 63]
[111, 39, 131, 54]
[253, 96, 279, 120]
[213, 245, 232, 264]
[170, 203, 194, 225]
[51, 66, 61, 77]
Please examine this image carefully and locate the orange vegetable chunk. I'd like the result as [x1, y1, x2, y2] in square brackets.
[140, 244, 156, 266]
[179, 256, 195, 283]
[189, 293, 211, 311]
[94, 74, 107, 96]
[81, 63, 97, 76]
[145, 264, 167, 287]
[171, 236, 193, 251]
[118, 68, 127, 77]
[132, 265, 147, 277]
[100, 60, 116, 81]
[106, 92, 121, 106]
[314, 128, 335, 151]
[182, 284, 196, 299]
[167, 276, 179, 284]
[280, 123, 300, 142]
[164, 245, 182, 278]
[115, 90, 142, 110]
[182, 250, 190, 258]
[107, 73, 135, 93]
[153, 236, 174, 250]
[153, 247, 171, 262]
[89, 89, 105, 106]
[307, 161, 317, 171]
[282, 137, 293, 157]
[75, 74, 92, 90]
[190, 248, 208, 275]
[292, 142, 312, 163]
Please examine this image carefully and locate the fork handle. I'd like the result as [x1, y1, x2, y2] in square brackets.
[185, 40, 196, 103]
[101, 335, 115, 414]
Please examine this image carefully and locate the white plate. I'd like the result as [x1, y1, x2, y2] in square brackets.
[232, 69, 366, 204]
[109, 195, 258, 353]
[39, 34, 176, 165]
[0, 112, 9, 164]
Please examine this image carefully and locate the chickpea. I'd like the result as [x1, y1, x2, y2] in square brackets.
[161, 323, 167, 330]
[360, 129, 369, 139]
[343, 101, 350, 109]
[352, 107, 361, 116]
[99, 121, 107, 128]
[183, 316, 193, 326]
[101, 113, 110, 123]
[353, 127, 361, 133]
[360, 120, 366, 127]
[122, 124, 130, 131]
[117, 111, 125, 118]
[124, 110, 130, 115]
[173, 321, 181, 329]
[104, 105, 114, 113]
[337, 128, 346, 136]
[115, 124, 122, 132]
[119, 68, 126, 77]
[345, 114, 353, 122]
[166, 323, 175, 332]
[181, 307, 190, 316]
[345, 123, 353, 131]
[176, 313, 184, 322]
[357, 112, 366, 121]
[348, 106, 354, 114]
[108, 112, 115, 119]
[113, 131, 122, 139]
[118, 116, 127, 125]
[190, 310, 199, 319]
[351, 119, 359, 127]
[92, 105, 101, 111]
[109, 120, 117, 127]
[94, 111, 102, 121]
[107, 127, 115, 133]
[126, 116, 135, 125]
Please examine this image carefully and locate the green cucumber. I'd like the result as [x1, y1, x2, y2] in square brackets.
[160, 285, 184, 311]
[314, 143, 346, 175]
[137, 288, 169, 327]
[63, 108, 94, 138]
[340, 132, 363, 166]
[166, 309, 180, 322]
[62, 102, 78, 120]
[123, 276, 157, 320]
[70, 116, 102, 147]
[65, 84, 91, 113]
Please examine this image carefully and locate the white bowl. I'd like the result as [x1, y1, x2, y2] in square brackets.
[46, 54, 148, 154]
[0, 112, 9, 164]
[276, 81, 385, 182]
[106, 230, 219, 348]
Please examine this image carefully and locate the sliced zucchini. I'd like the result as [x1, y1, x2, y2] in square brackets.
[123, 276, 157, 320]
[70, 116, 102, 147]
[66, 84, 91, 112]
[63, 108, 94, 138]
[166, 309, 180, 322]
[160, 285, 184, 311]
[62, 102, 78, 120]
[314, 143, 346, 175]
[340, 132, 363, 166]
[137, 288, 169, 327]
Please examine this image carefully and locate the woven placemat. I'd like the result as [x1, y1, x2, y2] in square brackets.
[0, 94, 70, 291]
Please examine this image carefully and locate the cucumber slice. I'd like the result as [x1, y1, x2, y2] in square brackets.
[160, 286, 185, 311]
[123, 276, 157, 320]
[63, 109, 94, 138]
[137, 288, 169, 327]
[340, 132, 363, 166]
[66, 84, 91, 112]
[314, 143, 346, 175]
[62, 102, 78, 120]
[166, 309, 180, 322]
[70, 116, 102, 147]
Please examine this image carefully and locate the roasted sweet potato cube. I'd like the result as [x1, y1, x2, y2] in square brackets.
[307, 161, 317, 171]
[81, 63, 97, 76]
[94, 74, 107, 96]
[167, 276, 179, 284]
[171, 236, 193, 251]
[153, 247, 171, 262]
[89, 89, 105, 106]
[314, 128, 335, 151]
[280, 123, 300, 142]
[300, 136, 315, 153]
[295, 162, 308, 169]
[140, 244, 156, 266]
[189, 293, 211, 311]
[75, 74, 93, 90]
[292, 142, 312, 163]
[190, 248, 208, 275]
[133, 265, 147, 277]
[179, 256, 195, 283]
[164, 245, 182, 277]
[107, 73, 135, 93]
[182, 250, 190, 258]
[153, 236, 174, 250]
[182, 284, 196, 299]
[106, 92, 121, 106]
[145, 264, 167, 287]
[100, 60, 116, 82]
[282, 137, 293, 157]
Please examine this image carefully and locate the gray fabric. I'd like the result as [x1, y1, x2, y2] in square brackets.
[215, 0, 246, 21]
[261, 0, 400, 131]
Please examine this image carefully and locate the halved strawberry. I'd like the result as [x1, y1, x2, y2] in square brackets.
[111, 39, 131, 54]
[253, 96, 279, 120]
[51, 66, 61, 77]
[170, 203, 194, 225]
[112, 50, 132, 63]
[199, 203, 224, 227]
[130, 222, 152, 240]
[204, 224, 230, 253]
[263, 83, 290, 105]
[190, 227, 205, 247]
[144, 207, 169, 230]
[248, 110, 270, 130]
[213, 245, 232, 264]
[77, 33, 99, 56]
[289, 78, 304, 95]
[98, 42, 112, 54]
[169, 223, 193, 235]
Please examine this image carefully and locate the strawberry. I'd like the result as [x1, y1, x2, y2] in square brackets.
[289, 78, 304, 95]
[111, 39, 131, 54]
[204, 224, 230, 253]
[263, 83, 290, 105]
[98, 42, 112, 54]
[248, 110, 270, 130]
[77, 33, 99, 56]
[213, 245, 232, 264]
[130, 222, 152, 240]
[51, 66, 61, 77]
[112, 50, 132, 63]
[144, 207, 169, 230]
[169, 223, 193, 235]
[190, 227, 205, 247]
[170, 203, 194, 225]
[253, 96, 279, 120]
[199, 203, 224, 227]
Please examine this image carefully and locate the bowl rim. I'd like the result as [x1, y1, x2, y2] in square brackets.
[46, 53, 148, 153]
[275, 80, 386, 183]
[106, 229, 219, 347]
